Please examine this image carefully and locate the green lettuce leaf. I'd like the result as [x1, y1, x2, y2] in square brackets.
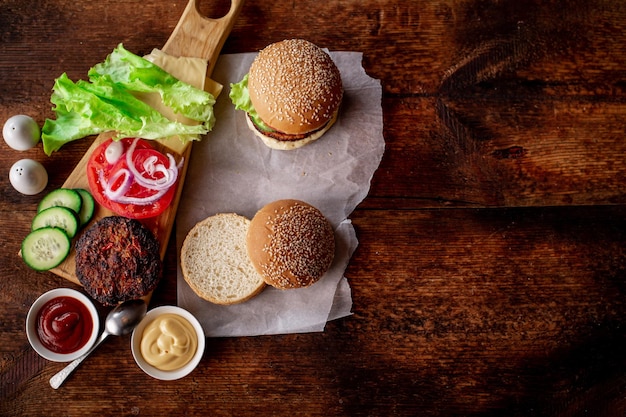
[41, 44, 215, 155]
[41, 73, 207, 155]
[89, 44, 215, 127]
[229, 74, 273, 132]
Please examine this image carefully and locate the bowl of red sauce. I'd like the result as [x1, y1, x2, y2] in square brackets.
[26, 288, 99, 362]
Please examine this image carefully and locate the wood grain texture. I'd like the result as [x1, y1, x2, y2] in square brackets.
[2, 0, 626, 416]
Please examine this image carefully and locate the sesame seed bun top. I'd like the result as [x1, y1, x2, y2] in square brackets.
[248, 39, 343, 135]
[246, 199, 335, 290]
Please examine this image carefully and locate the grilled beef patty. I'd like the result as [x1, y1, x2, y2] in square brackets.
[75, 216, 162, 305]
[248, 113, 329, 141]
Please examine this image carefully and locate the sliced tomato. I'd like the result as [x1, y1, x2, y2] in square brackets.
[87, 138, 179, 219]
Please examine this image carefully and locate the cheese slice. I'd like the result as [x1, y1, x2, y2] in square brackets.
[138, 49, 223, 154]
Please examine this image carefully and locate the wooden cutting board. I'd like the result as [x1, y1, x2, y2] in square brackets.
[49, 0, 244, 285]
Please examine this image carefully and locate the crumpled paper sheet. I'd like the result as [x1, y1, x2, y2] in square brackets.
[175, 50, 384, 337]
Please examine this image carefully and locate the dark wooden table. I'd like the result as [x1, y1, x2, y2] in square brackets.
[2, 1, 626, 416]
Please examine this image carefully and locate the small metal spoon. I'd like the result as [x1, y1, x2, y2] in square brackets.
[49, 299, 147, 389]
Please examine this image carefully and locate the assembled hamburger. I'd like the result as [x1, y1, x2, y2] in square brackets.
[230, 39, 343, 150]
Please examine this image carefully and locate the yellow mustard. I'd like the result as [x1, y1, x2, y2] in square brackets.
[140, 313, 197, 371]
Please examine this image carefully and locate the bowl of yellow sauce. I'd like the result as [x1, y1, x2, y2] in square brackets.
[131, 306, 205, 380]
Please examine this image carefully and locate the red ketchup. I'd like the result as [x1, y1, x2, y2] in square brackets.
[36, 296, 94, 354]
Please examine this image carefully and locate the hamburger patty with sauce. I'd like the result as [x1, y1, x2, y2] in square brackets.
[75, 216, 162, 305]
[247, 114, 330, 141]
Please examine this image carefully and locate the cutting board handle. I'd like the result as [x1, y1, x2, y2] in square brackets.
[163, 0, 245, 74]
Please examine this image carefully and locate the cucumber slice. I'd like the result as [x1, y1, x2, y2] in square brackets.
[37, 188, 82, 214]
[31, 206, 79, 238]
[74, 188, 95, 227]
[21, 227, 71, 271]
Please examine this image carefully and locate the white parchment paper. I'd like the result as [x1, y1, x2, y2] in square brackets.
[175, 51, 384, 337]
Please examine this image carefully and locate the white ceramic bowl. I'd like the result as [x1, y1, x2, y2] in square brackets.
[26, 288, 100, 362]
[131, 306, 205, 381]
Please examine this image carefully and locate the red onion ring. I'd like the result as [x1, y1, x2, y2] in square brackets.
[106, 187, 169, 206]
[126, 138, 178, 190]
[100, 168, 133, 201]
[98, 138, 180, 206]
